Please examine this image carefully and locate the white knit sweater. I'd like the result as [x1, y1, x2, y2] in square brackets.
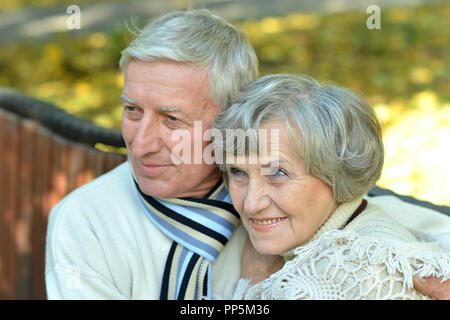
[231, 198, 450, 300]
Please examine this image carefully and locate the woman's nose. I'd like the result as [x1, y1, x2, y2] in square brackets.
[243, 178, 271, 216]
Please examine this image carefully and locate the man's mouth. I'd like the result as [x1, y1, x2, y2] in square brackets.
[138, 161, 172, 176]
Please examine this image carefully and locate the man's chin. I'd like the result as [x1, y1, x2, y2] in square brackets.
[136, 177, 177, 198]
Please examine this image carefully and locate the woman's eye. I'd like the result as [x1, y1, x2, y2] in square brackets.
[229, 167, 245, 177]
[274, 169, 287, 177]
[264, 168, 288, 179]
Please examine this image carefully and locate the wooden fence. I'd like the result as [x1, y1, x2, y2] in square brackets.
[0, 89, 126, 299]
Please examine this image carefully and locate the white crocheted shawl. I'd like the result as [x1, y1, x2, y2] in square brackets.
[231, 198, 450, 300]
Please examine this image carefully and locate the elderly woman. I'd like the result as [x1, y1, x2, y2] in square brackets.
[211, 74, 450, 299]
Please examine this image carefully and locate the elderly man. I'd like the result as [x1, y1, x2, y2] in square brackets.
[45, 9, 449, 300]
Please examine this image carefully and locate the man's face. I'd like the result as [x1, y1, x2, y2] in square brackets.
[121, 59, 221, 198]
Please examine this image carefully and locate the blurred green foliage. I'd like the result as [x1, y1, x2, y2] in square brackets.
[246, 5, 449, 103]
[0, 0, 125, 13]
[0, 25, 132, 128]
[0, 4, 448, 129]
[0, 0, 191, 12]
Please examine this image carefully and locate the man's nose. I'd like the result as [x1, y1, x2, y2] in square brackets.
[132, 114, 163, 157]
[243, 178, 271, 216]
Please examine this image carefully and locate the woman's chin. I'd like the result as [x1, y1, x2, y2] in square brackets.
[250, 238, 286, 256]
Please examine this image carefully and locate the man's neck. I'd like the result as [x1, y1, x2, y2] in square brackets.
[174, 171, 222, 199]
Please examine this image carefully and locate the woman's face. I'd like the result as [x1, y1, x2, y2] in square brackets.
[227, 120, 338, 255]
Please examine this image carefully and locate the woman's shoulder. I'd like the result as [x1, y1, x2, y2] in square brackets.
[242, 228, 448, 299]
[232, 228, 447, 299]
[344, 201, 422, 243]
[230, 202, 450, 300]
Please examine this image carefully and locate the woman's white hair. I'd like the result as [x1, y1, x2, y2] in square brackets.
[212, 74, 384, 203]
[119, 9, 259, 110]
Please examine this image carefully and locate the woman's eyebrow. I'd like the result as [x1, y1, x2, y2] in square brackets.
[261, 159, 291, 168]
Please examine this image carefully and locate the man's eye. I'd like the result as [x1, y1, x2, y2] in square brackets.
[167, 115, 178, 122]
[125, 106, 137, 112]
[124, 106, 143, 120]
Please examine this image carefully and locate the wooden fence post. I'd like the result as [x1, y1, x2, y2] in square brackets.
[0, 108, 126, 299]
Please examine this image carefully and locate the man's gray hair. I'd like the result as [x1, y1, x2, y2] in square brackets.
[212, 74, 384, 203]
[119, 9, 259, 110]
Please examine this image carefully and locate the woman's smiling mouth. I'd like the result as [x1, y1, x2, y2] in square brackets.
[249, 217, 287, 232]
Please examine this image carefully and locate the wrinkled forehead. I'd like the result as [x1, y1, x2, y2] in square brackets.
[216, 125, 282, 153]
[230, 153, 290, 166]
[215, 120, 303, 165]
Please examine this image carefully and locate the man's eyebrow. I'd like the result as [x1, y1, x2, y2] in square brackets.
[157, 106, 183, 113]
[121, 94, 138, 105]
[121, 94, 191, 119]
[157, 106, 191, 119]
